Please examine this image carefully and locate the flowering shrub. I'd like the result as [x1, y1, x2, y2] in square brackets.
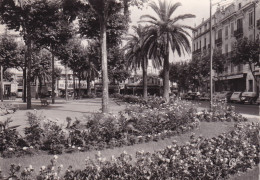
[2, 122, 259, 179]
[196, 101, 247, 122]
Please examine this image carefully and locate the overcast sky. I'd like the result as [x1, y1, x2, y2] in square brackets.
[129, 0, 221, 62]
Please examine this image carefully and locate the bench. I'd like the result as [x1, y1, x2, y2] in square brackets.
[40, 98, 49, 106]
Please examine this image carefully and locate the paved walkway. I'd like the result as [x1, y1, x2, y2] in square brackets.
[0, 98, 126, 134]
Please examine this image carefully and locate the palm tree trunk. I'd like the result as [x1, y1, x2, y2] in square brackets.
[143, 58, 148, 100]
[163, 33, 170, 102]
[51, 45, 55, 104]
[26, 38, 32, 109]
[100, 15, 109, 113]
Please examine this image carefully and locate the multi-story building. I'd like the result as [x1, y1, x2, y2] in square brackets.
[192, 0, 260, 94]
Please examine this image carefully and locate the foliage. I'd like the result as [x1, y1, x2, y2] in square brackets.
[141, 0, 195, 101]
[2, 122, 259, 179]
[0, 33, 19, 72]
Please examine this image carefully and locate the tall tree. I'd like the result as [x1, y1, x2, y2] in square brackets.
[0, 32, 19, 102]
[124, 25, 157, 100]
[0, 0, 54, 108]
[232, 37, 260, 94]
[31, 0, 74, 104]
[141, 0, 195, 102]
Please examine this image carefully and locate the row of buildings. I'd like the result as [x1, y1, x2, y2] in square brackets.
[192, 0, 260, 94]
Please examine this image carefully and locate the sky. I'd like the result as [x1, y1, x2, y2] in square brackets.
[128, 0, 220, 62]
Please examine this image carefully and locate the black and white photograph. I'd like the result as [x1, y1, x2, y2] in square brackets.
[0, 0, 259, 179]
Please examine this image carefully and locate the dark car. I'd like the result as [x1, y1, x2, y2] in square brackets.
[240, 92, 258, 104]
[216, 91, 233, 102]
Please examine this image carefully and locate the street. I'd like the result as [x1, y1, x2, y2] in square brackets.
[195, 100, 259, 116]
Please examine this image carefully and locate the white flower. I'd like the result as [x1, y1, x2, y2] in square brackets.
[28, 165, 33, 170]
[41, 166, 46, 170]
[23, 147, 28, 150]
[29, 146, 33, 149]
[8, 148, 13, 151]
[78, 147, 81, 150]
[72, 145, 75, 149]
[53, 155, 58, 159]
[51, 166, 55, 171]
[59, 164, 63, 168]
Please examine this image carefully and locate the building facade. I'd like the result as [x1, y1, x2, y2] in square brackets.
[192, 0, 260, 94]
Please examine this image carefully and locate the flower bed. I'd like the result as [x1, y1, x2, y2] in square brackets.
[1, 122, 259, 180]
[0, 100, 199, 158]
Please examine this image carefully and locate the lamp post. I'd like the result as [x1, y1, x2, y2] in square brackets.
[210, 0, 213, 110]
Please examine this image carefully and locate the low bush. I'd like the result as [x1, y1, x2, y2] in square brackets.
[2, 122, 259, 180]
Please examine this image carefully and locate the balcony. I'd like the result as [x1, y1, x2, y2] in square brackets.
[257, 19, 260, 30]
[234, 28, 243, 39]
[215, 38, 222, 46]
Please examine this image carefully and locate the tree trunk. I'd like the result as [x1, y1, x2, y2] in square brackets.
[65, 63, 68, 101]
[142, 58, 148, 100]
[87, 75, 91, 96]
[73, 71, 76, 99]
[0, 65, 3, 102]
[78, 76, 81, 99]
[51, 45, 55, 104]
[163, 34, 170, 102]
[26, 38, 32, 109]
[39, 77, 42, 98]
[23, 66, 27, 102]
[100, 15, 109, 113]
[35, 76, 39, 99]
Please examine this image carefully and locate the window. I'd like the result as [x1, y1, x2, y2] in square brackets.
[194, 43, 195, 51]
[231, 22, 234, 36]
[200, 40, 201, 49]
[231, 63, 234, 73]
[225, 26, 228, 39]
[237, 18, 243, 30]
[237, 63, 243, 72]
[204, 38, 206, 48]
[249, 11, 253, 28]
[218, 29, 222, 39]
[249, 80, 253, 92]
[197, 42, 198, 50]
[204, 23, 207, 30]
[225, 44, 228, 54]
[238, 3, 241, 10]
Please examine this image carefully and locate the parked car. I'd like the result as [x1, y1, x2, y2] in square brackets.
[216, 91, 233, 102]
[183, 92, 200, 100]
[256, 96, 260, 105]
[230, 92, 243, 103]
[240, 92, 258, 104]
[199, 93, 210, 101]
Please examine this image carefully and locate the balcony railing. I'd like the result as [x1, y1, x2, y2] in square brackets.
[215, 38, 222, 46]
[234, 28, 243, 39]
[257, 19, 260, 30]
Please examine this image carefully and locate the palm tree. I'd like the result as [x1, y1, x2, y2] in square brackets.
[124, 25, 160, 100]
[141, 0, 195, 102]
